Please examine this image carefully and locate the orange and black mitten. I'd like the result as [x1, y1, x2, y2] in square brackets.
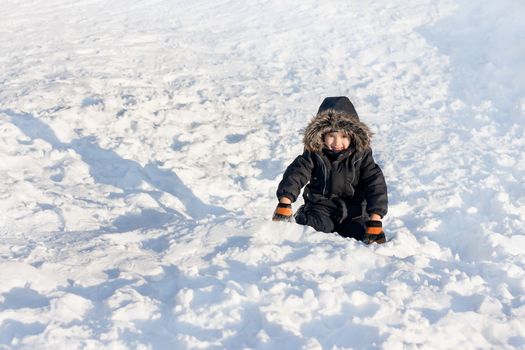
[272, 203, 293, 222]
[364, 220, 386, 244]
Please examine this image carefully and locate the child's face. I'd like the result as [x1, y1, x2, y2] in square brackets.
[323, 131, 350, 152]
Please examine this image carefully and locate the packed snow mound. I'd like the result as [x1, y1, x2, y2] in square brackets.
[1, 0, 524, 349]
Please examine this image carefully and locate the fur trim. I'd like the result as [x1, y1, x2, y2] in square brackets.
[303, 108, 373, 153]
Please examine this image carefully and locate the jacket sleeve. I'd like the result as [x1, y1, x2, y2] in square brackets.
[359, 149, 388, 217]
[276, 150, 314, 202]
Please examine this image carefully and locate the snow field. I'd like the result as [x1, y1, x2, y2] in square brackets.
[1, 0, 525, 349]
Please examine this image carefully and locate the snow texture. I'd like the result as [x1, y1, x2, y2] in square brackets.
[1, 0, 525, 349]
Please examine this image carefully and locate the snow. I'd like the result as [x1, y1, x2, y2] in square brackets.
[1, 0, 524, 348]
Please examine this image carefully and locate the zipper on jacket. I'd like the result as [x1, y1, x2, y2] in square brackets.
[315, 154, 329, 197]
[350, 155, 363, 186]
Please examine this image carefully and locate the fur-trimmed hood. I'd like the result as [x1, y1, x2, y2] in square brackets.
[303, 96, 373, 153]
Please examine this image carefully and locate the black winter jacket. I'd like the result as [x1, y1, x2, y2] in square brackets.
[276, 147, 388, 218]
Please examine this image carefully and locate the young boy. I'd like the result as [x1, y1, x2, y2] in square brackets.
[272, 96, 388, 244]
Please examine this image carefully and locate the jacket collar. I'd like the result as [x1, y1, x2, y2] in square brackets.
[322, 144, 355, 162]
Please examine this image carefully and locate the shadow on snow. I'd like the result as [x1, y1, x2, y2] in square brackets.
[4, 109, 227, 233]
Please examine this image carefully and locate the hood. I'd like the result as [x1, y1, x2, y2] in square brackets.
[303, 96, 373, 153]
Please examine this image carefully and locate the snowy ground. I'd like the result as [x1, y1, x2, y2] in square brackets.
[1, 0, 525, 349]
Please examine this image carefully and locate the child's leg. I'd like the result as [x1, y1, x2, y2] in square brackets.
[336, 217, 367, 240]
[295, 202, 336, 233]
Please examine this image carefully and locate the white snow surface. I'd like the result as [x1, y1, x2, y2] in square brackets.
[1, 0, 525, 349]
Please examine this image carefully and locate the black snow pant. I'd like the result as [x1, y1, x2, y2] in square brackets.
[295, 199, 367, 241]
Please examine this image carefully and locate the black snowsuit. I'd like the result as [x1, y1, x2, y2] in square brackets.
[276, 96, 388, 239]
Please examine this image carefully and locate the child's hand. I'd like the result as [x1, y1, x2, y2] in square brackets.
[272, 203, 293, 222]
[364, 220, 386, 244]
